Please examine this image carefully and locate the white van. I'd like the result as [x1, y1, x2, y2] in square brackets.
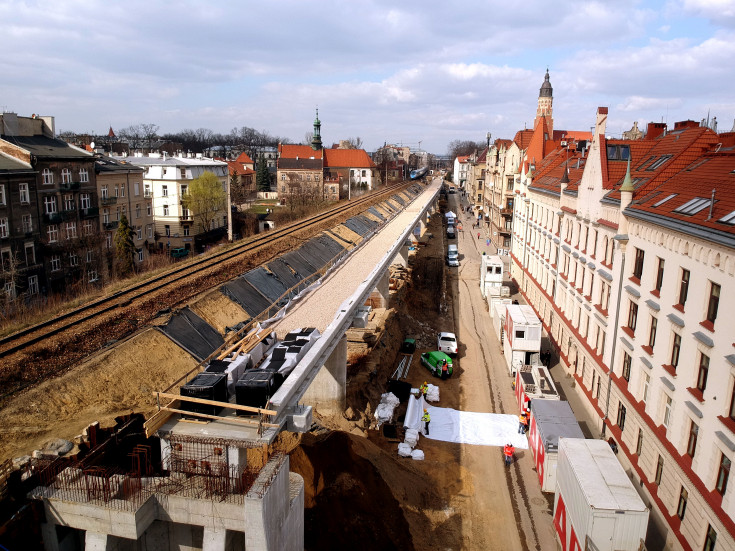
[446, 225, 456, 239]
[447, 244, 459, 266]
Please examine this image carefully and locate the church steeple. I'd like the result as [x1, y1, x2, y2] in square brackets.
[535, 68, 554, 137]
[311, 108, 323, 151]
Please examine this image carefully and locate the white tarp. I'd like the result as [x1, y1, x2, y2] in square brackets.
[405, 395, 528, 449]
[445, 210, 456, 219]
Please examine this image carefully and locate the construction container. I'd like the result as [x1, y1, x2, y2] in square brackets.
[503, 305, 542, 376]
[493, 303, 506, 345]
[515, 364, 558, 413]
[488, 296, 511, 319]
[528, 401, 584, 493]
[180, 373, 228, 416]
[554, 438, 649, 551]
[235, 368, 285, 415]
[480, 255, 504, 298]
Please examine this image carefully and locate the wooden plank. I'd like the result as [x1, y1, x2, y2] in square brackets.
[161, 407, 280, 428]
[143, 400, 179, 438]
[154, 392, 277, 416]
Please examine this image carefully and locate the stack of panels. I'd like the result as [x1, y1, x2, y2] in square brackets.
[180, 373, 228, 416]
[235, 369, 285, 415]
[343, 217, 372, 237]
[159, 307, 224, 362]
[392, 195, 407, 206]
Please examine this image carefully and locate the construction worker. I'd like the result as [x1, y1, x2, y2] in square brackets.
[441, 359, 449, 378]
[518, 412, 527, 434]
[422, 409, 431, 436]
[420, 381, 428, 397]
[504, 443, 514, 467]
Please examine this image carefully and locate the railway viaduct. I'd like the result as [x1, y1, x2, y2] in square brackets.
[36, 179, 442, 551]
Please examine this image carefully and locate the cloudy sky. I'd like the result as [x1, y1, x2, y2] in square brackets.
[1, 0, 733, 154]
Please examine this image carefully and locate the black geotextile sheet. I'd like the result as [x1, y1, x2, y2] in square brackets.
[343, 217, 373, 237]
[298, 234, 343, 266]
[265, 258, 304, 290]
[357, 214, 381, 231]
[221, 278, 272, 317]
[280, 249, 320, 278]
[159, 307, 224, 361]
[243, 267, 290, 304]
[384, 199, 401, 211]
[367, 206, 385, 221]
[392, 194, 407, 206]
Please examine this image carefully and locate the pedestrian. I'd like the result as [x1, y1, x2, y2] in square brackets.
[504, 443, 514, 467]
[518, 412, 527, 434]
[422, 409, 431, 435]
[477, 232, 480, 239]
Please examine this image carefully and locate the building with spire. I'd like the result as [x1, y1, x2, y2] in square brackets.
[311, 109, 322, 151]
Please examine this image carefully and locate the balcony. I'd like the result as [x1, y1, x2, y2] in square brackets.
[143, 190, 152, 198]
[44, 212, 63, 224]
[180, 214, 192, 223]
[500, 208, 513, 216]
[60, 209, 76, 221]
[59, 181, 81, 191]
[100, 196, 118, 206]
[103, 220, 119, 230]
[81, 207, 99, 219]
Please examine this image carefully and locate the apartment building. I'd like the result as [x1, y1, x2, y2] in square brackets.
[94, 155, 153, 272]
[111, 153, 229, 252]
[0, 113, 101, 294]
[510, 102, 735, 550]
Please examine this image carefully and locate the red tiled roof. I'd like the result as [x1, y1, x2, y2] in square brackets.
[627, 148, 735, 237]
[278, 144, 323, 160]
[495, 139, 513, 150]
[528, 143, 586, 195]
[513, 130, 534, 150]
[477, 146, 489, 163]
[226, 160, 255, 176]
[324, 148, 375, 168]
[236, 152, 254, 164]
[457, 155, 470, 163]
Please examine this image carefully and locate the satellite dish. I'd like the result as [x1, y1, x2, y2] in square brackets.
[90, 141, 95, 149]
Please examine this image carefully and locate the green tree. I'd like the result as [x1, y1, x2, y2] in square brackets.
[182, 171, 227, 232]
[114, 214, 136, 276]
[256, 154, 270, 192]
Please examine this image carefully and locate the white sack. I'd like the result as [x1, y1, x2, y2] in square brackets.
[397, 443, 413, 457]
[374, 403, 394, 425]
[411, 449, 425, 461]
[425, 384, 440, 402]
[404, 428, 420, 447]
[380, 392, 400, 407]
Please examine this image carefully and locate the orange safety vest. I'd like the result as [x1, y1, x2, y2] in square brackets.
[504, 445, 514, 457]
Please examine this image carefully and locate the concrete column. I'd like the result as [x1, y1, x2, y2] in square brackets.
[303, 335, 347, 415]
[41, 523, 60, 551]
[393, 241, 409, 268]
[85, 532, 114, 551]
[202, 528, 227, 551]
[373, 269, 390, 308]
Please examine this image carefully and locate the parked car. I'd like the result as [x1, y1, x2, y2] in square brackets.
[446, 251, 459, 267]
[171, 247, 189, 259]
[446, 225, 456, 239]
[437, 332, 458, 355]
[420, 351, 453, 379]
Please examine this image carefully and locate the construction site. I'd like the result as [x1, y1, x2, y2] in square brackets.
[1, 180, 507, 550]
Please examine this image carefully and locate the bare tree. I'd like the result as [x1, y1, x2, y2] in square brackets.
[447, 139, 486, 159]
[303, 132, 314, 146]
[344, 137, 363, 149]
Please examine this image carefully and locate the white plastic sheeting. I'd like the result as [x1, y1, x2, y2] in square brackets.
[375, 392, 401, 427]
[411, 450, 425, 461]
[404, 395, 528, 449]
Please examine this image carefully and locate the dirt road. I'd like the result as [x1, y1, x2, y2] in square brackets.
[444, 191, 556, 550]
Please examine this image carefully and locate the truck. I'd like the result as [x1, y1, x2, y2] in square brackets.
[554, 438, 649, 551]
[503, 304, 542, 376]
[515, 364, 558, 414]
[528, 401, 584, 493]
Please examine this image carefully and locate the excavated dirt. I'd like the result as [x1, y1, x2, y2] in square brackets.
[286, 200, 471, 550]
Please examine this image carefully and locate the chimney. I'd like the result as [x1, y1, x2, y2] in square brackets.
[646, 122, 667, 140]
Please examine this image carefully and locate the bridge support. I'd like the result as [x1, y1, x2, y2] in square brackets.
[302, 335, 346, 415]
[393, 240, 410, 268]
[372, 269, 390, 308]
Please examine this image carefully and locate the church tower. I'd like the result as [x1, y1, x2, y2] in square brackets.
[535, 69, 553, 137]
[311, 108, 323, 151]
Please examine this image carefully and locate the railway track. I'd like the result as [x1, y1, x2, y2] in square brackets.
[0, 181, 415, 360]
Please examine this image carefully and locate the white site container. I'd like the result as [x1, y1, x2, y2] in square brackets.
[503, 305, 542, 376]
[488, 296, 511, 319]
[515, 364, 558, 413]
[554, 438, 649, 551]
[528, 401, 584, 493]
[479, 255, 504, 298]
[493, 304, 506, 345]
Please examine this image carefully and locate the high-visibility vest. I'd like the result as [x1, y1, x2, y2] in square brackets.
[422, 412, 430, 423]
[504, 445, 513, 457]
